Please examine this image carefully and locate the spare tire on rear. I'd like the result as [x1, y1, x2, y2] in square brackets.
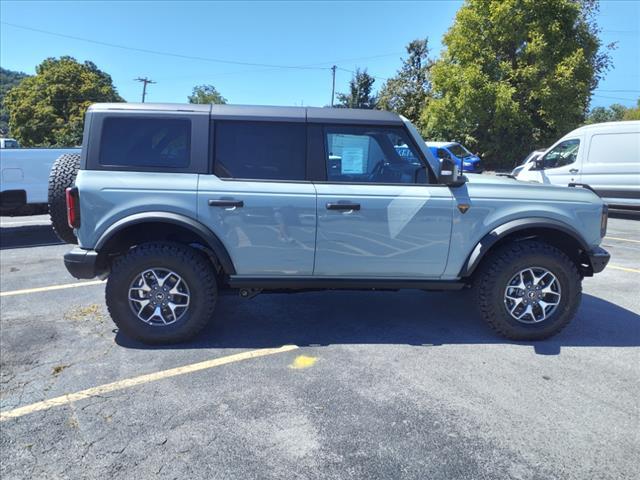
[48, 153, 80, 244]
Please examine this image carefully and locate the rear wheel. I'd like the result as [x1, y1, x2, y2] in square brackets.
[106, 242, 217, 344]
[475, 240, 581, 340]
[48, 153, 80, 244]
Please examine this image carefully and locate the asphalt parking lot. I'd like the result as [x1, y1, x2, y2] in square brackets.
[0, 214, 638, 480]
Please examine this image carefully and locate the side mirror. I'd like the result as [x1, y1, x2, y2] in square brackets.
[439, 157, 466, 186]
[436, 148, 450, 160]
[532, 157, 545, 171]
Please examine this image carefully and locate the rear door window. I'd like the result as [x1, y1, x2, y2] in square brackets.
[99, 117, 191, 168]
[214, 121, 306, 181]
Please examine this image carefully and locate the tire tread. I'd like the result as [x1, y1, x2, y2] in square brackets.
[48, 153, 80, 244]
[106, 242, 217, 344]
[476, 240, 581, 340]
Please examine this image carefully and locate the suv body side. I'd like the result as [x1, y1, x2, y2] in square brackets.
[73, 104, 606, 285]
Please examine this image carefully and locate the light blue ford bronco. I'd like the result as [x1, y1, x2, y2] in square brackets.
[48, 103, 610, 344]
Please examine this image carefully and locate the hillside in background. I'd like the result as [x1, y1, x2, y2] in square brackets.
[1, 67, 30, 135]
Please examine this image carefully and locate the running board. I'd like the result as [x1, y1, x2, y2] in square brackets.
[227, 276, 466, 291]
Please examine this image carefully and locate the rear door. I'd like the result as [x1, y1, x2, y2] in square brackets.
[313, 125, 453, 278]
[197, 120, 317, 276]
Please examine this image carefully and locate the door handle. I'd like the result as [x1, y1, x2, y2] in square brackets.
[569, 168, 579, 174]
[326, 202, 361, 211]
[208, 199, 244, 208]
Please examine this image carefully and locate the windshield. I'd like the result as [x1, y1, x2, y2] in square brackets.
[521, 150, 541, 165]
[447, 143, 473, 158]
[403, 118, 439, 174]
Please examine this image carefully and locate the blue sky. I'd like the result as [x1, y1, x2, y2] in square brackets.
[1, 0, 638, 108]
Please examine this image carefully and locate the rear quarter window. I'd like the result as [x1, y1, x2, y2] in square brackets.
[99, 117, 191, 168]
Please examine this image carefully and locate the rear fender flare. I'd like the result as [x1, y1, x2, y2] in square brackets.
[95, 211, 236, 275]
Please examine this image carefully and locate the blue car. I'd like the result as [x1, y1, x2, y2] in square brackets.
[427, 141, 482, 173]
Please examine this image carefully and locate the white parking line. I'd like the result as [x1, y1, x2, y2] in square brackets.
[0, 280, 105, 297]
[0, 345, 299, 421]
[605, 236, 640, 244]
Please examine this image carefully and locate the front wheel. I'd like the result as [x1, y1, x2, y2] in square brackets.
[106, 242, 218, 344]
[475, 240, 581, 340]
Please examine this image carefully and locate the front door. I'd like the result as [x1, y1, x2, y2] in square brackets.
[313, 125, 454, 278]
[519, 138, 583, 185]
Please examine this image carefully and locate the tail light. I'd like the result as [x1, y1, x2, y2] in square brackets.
[66, 187, 80, 229]
[600, 204, 608, 238]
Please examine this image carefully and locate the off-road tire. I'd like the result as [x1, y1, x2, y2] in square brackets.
[475, 240, 581, 340]
[48, 153, 80, 244]
[106, 242, 218, 344]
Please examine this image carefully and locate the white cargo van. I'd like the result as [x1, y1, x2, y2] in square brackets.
[516, 121, 640, 210]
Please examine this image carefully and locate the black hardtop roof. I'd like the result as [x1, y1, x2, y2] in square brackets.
[89, 103, 404, 125]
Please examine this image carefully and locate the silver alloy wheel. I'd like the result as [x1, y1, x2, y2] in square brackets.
[504, 267, 561, 324]
[128, 268, 190, 326]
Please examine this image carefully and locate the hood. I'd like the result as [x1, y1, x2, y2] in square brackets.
[464, 173, 523, 185]
[462, 173, 602, 203]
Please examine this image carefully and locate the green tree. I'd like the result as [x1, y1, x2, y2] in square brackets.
[585, 104, 627, 124]
[0, 68, 30, 135]
[421, 0, 613, 169]
[4, 57, 123, 147]
[378, 39, 431, 125]
[622, 99, 640, 121]
[336, 68, 377, 109]
[188, 84, 227, 104]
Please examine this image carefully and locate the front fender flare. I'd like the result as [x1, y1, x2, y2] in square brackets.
[95, 211, 236, 275]
[460, 217, 590, 278]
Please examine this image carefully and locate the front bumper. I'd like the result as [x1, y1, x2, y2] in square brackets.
[588, 246, 610, 274]
[64, 247, 107, 279]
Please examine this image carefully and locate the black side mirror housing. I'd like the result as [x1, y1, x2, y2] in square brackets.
[439, 158, 466, 186]
[436, 148, 450, 160]
[532, 157, 545, 170]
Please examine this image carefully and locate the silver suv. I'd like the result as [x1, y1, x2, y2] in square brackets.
[49, 103, 610, 344]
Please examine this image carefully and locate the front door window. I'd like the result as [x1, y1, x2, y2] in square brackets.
[542, 139, 580, 169]
[325, 126, 424, 184]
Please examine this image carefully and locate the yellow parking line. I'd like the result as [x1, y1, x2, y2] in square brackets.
[605, 236, 640, 244]
[609, 265, 640, 274]
[0, 344, 299, 421]
[0, 280, 105, 297]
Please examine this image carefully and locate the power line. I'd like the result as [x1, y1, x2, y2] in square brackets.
[337, 67, 389, 83]
[2, 21, 406, 107]
[192, 52, 404, 79]
[592, 94, 638, 101]
[594, 89, 640, 93]
[1, 21, 328, 71]
[2, 21, 403, 77]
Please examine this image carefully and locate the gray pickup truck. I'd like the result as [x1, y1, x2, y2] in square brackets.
[48, 103, 610, 345]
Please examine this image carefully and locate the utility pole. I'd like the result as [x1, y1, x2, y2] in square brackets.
[330, 65, 337, 107]
[135, 77, 156, 103]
